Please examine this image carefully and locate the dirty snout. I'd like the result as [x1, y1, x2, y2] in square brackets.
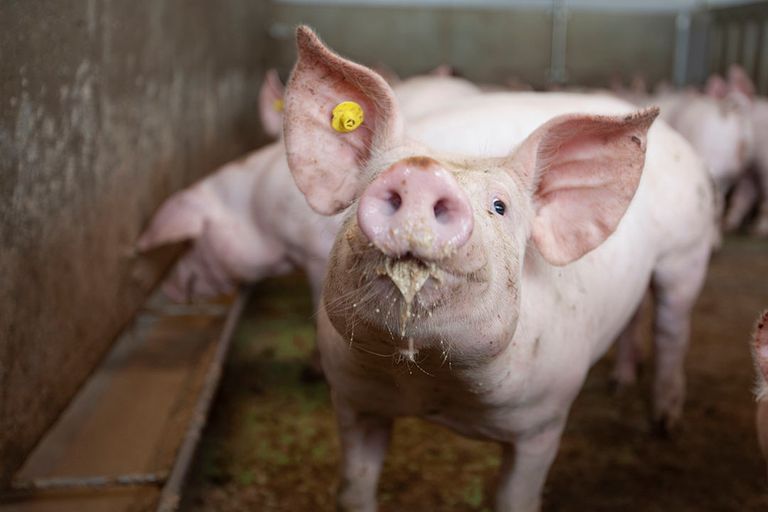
[357, 158, 474, 261]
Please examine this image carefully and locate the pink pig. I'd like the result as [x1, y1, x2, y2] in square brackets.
[722, 65, 768, 236]
[284, 27, 713, 511]
[654, 79, 754, 239]
[137, 69, 481, 302]
[753, 310, 768, 475]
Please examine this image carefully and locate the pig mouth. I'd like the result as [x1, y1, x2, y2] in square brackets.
[372, 256, 445, 338]
[376, 256, 439, 305]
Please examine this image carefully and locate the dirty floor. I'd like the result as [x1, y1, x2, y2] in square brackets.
[182, 236, 768, 511]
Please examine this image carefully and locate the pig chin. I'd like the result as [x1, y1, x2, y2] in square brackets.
[334, 227, 489, 345]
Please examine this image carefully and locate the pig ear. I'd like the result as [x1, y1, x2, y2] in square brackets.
[284, 26, 403, 215]
[705, 74, 728, 98]
[510, 107, 659, 266]
[430, 64, 454, 77]
[754, 311, 768, 382]
[258, 69, 285, 139]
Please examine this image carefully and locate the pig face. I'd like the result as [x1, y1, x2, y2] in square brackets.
[324, 152, 531, 362]
[284, 27, 657, 365]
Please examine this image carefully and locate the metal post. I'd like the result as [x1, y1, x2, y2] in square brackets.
[674, 10, 692, 87]
[549, 0, 568, 85]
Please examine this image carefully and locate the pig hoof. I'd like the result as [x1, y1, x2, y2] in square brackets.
[300, 363, 325, 383]
[651, 413, 681, 438]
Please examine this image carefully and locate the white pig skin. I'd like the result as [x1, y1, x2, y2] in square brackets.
[284, 27, 713, 512]
[753, 310, 768, 477]
[136, 143, 339, 303]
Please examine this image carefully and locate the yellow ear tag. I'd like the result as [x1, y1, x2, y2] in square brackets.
[273, 98, 284, 112]
[331, 101, 364, 133]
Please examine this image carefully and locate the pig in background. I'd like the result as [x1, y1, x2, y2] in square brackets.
[613, 68, 755, 246]
[753, 310, 768, 477]
[284, 26, 713, 512]
[722, 66, 768, 237]
[136, 68, 483, 304]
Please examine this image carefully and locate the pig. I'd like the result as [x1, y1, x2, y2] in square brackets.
[753, 310, 768, 476]
[283, 27, 713, 512]
[612, 72, 754, 245]
[138, 70, 481, 303]
[657, 83, 753, 223]
[722, 67, 768, 236]
[136, 143, 340, 303]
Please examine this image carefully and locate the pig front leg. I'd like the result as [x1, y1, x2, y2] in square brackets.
[333, 397, 393, 512]
[495, 419, 566, 512]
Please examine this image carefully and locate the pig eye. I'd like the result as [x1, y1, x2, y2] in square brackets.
[492, 199, 506, 216]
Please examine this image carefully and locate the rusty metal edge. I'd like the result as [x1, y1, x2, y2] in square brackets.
[155, 290, 249, 512]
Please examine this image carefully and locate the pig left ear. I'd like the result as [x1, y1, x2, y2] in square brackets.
[284, 26, 403, 215]
[258, 69, 285, 139]
[511, 107, 659, 266]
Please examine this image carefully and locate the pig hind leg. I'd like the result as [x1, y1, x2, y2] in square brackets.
[650, 239, 710, 433]
[723, 173, 759, 232]
[611, 299, 646, 389]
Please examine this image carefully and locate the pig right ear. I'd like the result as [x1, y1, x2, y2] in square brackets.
[284, 26, 403, 215]
[258, 69, 285, 139]
[754, 311, 768, 382]
[510, 107, 659, 266]
[705, 74, 728, 99]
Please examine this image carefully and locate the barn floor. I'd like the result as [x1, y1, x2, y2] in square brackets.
[182, 235, 768, 512]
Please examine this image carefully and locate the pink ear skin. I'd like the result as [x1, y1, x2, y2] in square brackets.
[705, 74, 729, 99]
[430, 64, 454, 77]
[754, 310, 768, 382]
[511, 107, 660, 266]
[258, 69, 285, 139]
[728, 64, 756, 99]
[284, 26, 403, 216]
[136, 190, 206, 252]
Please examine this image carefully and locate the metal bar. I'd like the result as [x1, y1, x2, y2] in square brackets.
[272, 0, 703, 14]
[674, 10, 692, 87]
[720, 22, 730, 75]
[755, 19, 765, 93]
[549, 0, 568, 85]
[155, 291, 248, 512]
[8, 473, 167, 493]
[735, 19, 746, 65]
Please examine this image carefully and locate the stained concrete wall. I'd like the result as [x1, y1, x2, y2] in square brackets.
[0, 0, 267, 484]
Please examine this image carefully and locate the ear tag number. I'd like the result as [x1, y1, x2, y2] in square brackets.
[331, 101, 364, 133]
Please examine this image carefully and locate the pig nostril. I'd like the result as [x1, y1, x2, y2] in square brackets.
[386, 191, 402, 214]
[433, 199, 450, 224]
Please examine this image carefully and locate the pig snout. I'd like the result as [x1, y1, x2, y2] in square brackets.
[356, 158, 473, 260]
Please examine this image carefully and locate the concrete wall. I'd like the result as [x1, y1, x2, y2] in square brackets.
[0, 0, 268, 484]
